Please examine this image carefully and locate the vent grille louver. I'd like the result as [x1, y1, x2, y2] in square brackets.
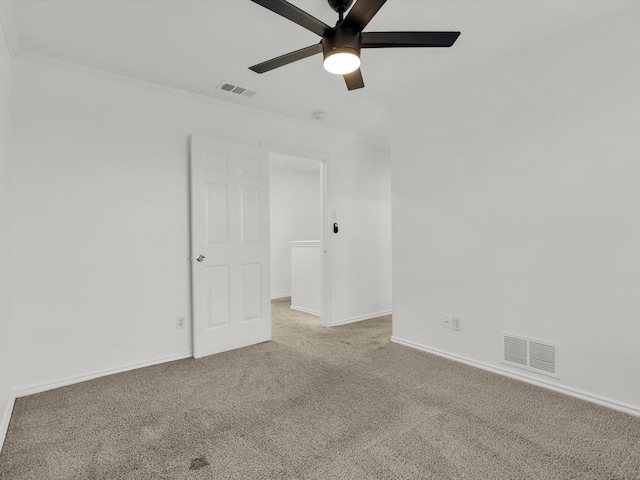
[504, 336, 527, 366]
[529, 342, 556, 373]
[217, 82, 258, 98]
[501, 333, 560, 378]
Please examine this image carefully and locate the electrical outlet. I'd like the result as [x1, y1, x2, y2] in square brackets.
[442, 314, 452, 329]
[452, 316, 461, 331]
[176, 317, 185, 329]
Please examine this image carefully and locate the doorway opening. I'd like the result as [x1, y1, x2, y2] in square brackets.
[268, 151, 330, 327]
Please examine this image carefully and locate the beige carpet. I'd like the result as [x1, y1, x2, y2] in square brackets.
[1, 298, 639, 479]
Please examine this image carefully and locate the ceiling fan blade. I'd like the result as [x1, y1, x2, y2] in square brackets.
[251, 0, 330, 37]
[344, 68, 365, 91]
[249, 43, 323, 74]
[361, 31, 460, 48]
[341, 0, 387, 32]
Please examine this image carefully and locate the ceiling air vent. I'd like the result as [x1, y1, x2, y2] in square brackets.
[501, 332, 561, 378]
[217, 82, 257, 98]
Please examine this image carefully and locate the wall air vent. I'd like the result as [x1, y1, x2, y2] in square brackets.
[501, 332, 561, 378]
[217, 82, 258, 98]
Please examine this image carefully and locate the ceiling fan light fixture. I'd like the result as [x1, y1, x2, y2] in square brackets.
[322, 28, 362, 75]
[323, 49, 361, 75]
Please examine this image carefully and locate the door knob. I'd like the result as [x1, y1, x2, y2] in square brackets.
[196, 254, 205, 262]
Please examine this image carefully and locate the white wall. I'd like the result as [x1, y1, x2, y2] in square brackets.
[10, 58, 392, 392]
[0, 16, 14, 445]
[391, 12, 640, 414]
[269, 157, 321, 299]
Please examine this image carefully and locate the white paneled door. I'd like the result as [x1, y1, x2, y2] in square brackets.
[190, 136, 271, 358]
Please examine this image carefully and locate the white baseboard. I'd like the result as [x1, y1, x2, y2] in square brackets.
[290, 305, 320, 316]
[271, 293, 291, 300]
[332, 310, 392, 327]
[0, 393, 16, 453]
[14, 352, 193, 398]
[391, 336, 640, 418]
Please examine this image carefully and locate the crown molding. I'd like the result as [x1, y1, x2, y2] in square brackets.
[0, 0, 389, 148]
[0, 0, 19, 56]
[12, 48, 388, 148]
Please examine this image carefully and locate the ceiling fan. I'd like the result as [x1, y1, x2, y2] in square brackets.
[249, 0, 460, 91]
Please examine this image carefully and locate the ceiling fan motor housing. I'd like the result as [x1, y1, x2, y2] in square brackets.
[328, 0, 354, 13]
[322, 28, 362, 61]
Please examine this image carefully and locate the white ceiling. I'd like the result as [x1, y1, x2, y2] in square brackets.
[4, 0, 639, 143]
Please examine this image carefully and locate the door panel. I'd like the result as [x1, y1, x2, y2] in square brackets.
[191, 137, 271, 358]
[207, 265, 230, 328]
[206, 184, 229, 243]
